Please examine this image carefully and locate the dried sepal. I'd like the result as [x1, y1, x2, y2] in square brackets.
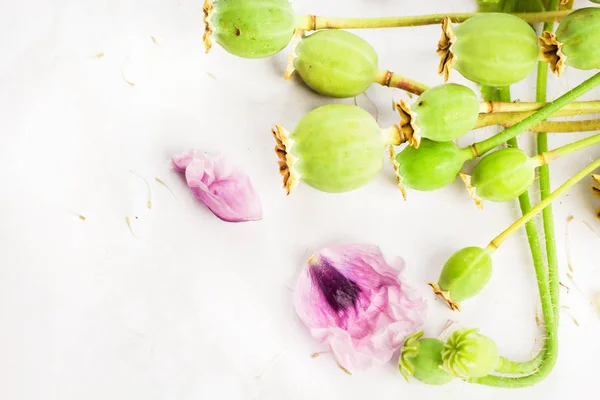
[284, 29, 304, 80]
[202, 0, 215, 53]
[460, 173, 483, 210]
[539, 31, 566, 76]
[429, 282, 461, 311]
[388, 145, 407, 200]
[272, 124, 300, 195]
[395, 100, 420, 148]
[437, 16, 456, 82]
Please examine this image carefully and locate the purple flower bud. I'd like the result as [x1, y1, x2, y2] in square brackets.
[172, 150, 262, 223]
[294, 244, 426, 372]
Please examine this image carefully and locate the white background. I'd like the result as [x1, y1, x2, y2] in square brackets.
[1, 0, 600, 399]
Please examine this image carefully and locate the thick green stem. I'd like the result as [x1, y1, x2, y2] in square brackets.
[472, 72, 600, 156]
[491, 86, 546, 376]
[375, 70, 429, 95]
[295, 10, 572, 30]
[474, 158, 600, 387]
[536, 0, 561, 323]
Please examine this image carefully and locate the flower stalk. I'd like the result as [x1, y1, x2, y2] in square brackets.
[294, 10, 572, 31]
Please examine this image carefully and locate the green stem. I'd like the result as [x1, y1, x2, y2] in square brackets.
[472, 71, 600, 157]
[536, 0, 561, 323]
[478, 100, 600, 115]
[295, 10, 572, 30]
[473, 158, 600, 388]
[375, 69, 429, 95]
[475, 109, 600, 128]
[477, 117, 600, 133]
[491, 86, 546, 376]
[539, 133, 600, 164]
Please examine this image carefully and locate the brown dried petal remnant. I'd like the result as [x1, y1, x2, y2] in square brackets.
[437, 16, 456, 82]
[388, 145, 407, 200]
[539, 31, 566, 77]
[203, 0, 215, 53]
[272, 125, 299, 195]
[395, 100, 420, 148]
[460, 173, 483, 210]
[429, 282, 461, 311]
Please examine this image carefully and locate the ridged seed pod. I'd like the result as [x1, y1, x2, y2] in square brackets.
[399, 331, 454, 385]
[272, 104, 387, 194]
[438, 13, 539, 86]
[398, 84, 480, 146]
[293, 30, 380, 98]
[442, 328, 499, 379]
[203, 0, 296, 58]
[540, 7, 600, 76]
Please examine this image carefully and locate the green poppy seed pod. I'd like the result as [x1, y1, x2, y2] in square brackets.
[203, 0, 296, 58]
[394, 139, 469, 192]
[293, 30, 380, 98]
[429, 247, 493, 311]
[399, 331, 455, 385]
[272, 104, 387, 194]
[438, 14, 538, 86]
[540, 8, 600, 76]
[398, 84, 480, 146]
[465, 148, 535, 206]
[442, 328, 499, 378]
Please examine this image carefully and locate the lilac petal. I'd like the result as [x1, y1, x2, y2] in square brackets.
[172, 150, 263, 222]
[294, 244, 426, 372]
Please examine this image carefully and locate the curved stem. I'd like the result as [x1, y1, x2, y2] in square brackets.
[490, 86, 546, 376]
[473, 72, 600, 156]
[474, 158, 600, 388]
[375, 70, 429, 95]
[479, 100, 600, 114]
[295, 10, 572, 31]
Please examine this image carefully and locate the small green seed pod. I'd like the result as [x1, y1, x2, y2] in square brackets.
[466, 148, 535, 205]
[394, 139, 469, 192]
[203, 0, 296, 58]
[438, 14, 539, 86]
[429, 247, 493, 311]
[399, 331, 455, 385]
[293, 30, 380, 98]
[398, 84, 480, 146]
[272, 104, 388, 194]
[540, 8, 600, 76]
[442, 328, 499, 378]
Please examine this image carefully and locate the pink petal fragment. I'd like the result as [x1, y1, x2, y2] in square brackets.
[294, 244, 426, 372]
[172, 150, 263, 222]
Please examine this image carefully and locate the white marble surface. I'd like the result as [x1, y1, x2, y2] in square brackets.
[1, 0, 600, 399]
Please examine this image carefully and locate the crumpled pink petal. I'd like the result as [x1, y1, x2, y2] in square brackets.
[294, 244, 426, 372]
[172, 150, 262, 222]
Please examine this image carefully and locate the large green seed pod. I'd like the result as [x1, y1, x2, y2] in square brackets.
[430, 247, 493, 311]
[203, 0, 296, 58]
[272, 104, 386, 194]
[442, 328, 499, 379]
[438, 13, 539, 86]
[395, 139, 469, 191]
[540, 8, 600, 76]
[399, 331, 455, 385]
[398, 84, 480, 146]
[293, 30, 380, 98]
[470, 148, 535, 203]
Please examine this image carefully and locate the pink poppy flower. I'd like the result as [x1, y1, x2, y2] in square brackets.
[294, 244, 426, 372]
[172, 150, 262, 222]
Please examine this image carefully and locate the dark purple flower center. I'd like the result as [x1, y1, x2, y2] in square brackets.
[309, 257, 361, 312]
